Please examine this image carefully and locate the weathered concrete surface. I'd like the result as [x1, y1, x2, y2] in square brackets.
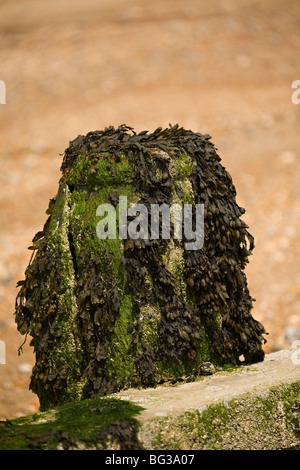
[0, 350, 299, 450]
[116, 349, 299, 421]
[113, 349, 300, 449]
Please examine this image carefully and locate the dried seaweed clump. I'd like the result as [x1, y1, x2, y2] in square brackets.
[15, 124, 267, 410]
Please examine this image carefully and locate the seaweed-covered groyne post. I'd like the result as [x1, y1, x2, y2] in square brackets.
[15, 124, 267, 411]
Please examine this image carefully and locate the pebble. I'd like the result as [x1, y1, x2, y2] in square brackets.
[199, 362, 216, 376]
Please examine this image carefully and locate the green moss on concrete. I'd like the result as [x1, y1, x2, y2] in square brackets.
[70, 189, 123, 276]
[139, 303, 161, 349]
[34, 184, 85, 410]
[0, 397, 144, 450]
[213, 311, 223, 330]
[62, 152, 134, 190]
[106, 292, 136, 385]
[69, 184, 138, 273]
[177, 180, 194, 204]
[2, 376, 298, 450]
[170, 149, 193, 180]
[67, 183, 140, 390]
[146, 382, 300, 450]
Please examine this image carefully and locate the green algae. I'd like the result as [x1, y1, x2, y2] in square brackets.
[0, 397, 144, 450]
[169, 148, 193, 180]
[1, 379, 298, 450]
[148, 382, 300, 450]
[62, 152, 134, 190]
[106, 292, 136, 386]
